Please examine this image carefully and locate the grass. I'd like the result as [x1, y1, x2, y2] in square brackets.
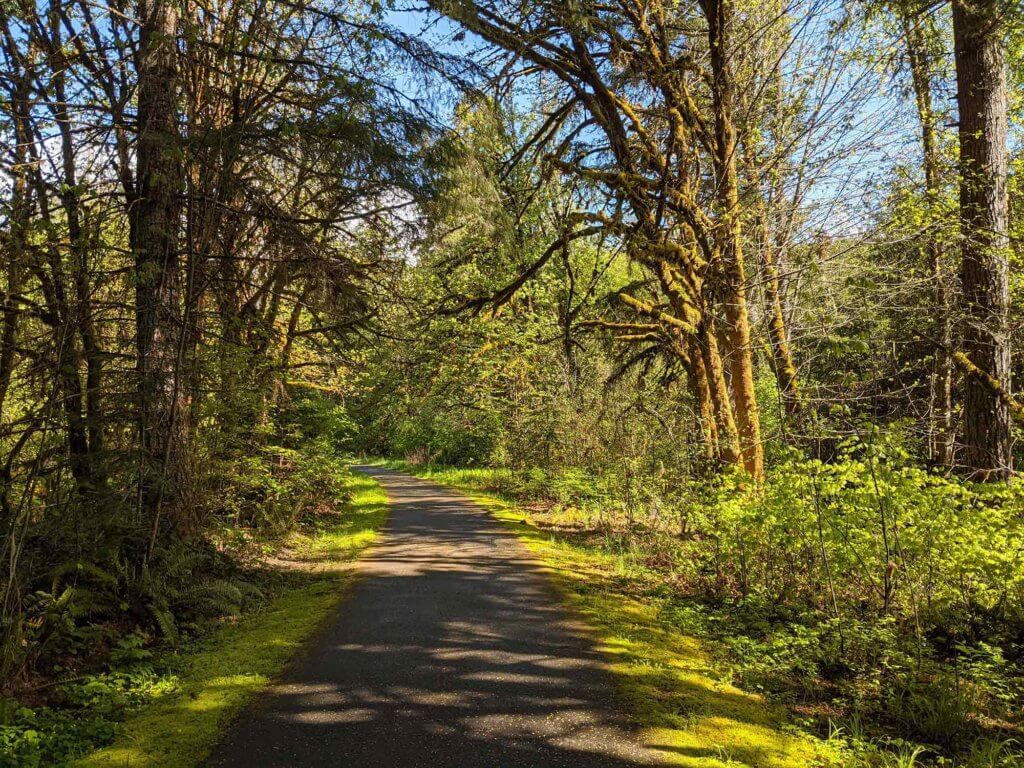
[69, 470, 388, 768]
[388, 462, 835, 768]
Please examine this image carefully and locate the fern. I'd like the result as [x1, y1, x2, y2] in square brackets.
[177, 581, 244, 616]
[48, 560, 118, 593]
[148, 602, 179, 645]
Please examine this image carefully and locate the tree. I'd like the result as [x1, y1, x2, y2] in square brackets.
[897, 0, 955, 466]
[133, 0, 187, 542]
[705, 0, 764, 479]
[429, 0, 772, 477]
[953, 0, 1012, 479]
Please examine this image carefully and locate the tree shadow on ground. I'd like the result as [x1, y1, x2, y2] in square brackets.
[202, 469, 813, 768]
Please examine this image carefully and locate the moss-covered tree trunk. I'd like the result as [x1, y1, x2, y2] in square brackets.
[705, 0, 764, 480]
[756, 211, 800, 419]
[699, 318, 742, 467]
[132, 0, 188, 544]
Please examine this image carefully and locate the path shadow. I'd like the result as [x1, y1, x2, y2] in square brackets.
[203, 468, 663, 767]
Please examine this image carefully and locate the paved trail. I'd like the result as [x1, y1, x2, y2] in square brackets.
[205, 466, 664, 767]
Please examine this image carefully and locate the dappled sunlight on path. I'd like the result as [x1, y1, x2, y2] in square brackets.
[203, 467, 665, 767]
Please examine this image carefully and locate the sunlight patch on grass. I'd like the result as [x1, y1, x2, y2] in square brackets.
[72, 471, 388, 768]
[288, 475, 389, 565]
[400, 464, 834, 768]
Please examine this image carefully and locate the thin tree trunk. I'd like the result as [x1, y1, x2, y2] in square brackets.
[0, 59, 30, 424]
[706, 0, 764, 480]
[900, 4, 953, 467]
[25, 132, 95, 495]
[689, 335, 719, 461]
[50, 30, 107, 486]
[700, 319, 742, 467]
[952, 0, 1011, 480]
[276, 290, 306, 403]
[740, 56, 800, 421]
[756, 211, 800, 417]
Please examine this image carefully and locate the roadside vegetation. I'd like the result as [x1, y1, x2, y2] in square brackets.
[392, 464, 1023, 767]
[1, 395, 387, 767]
[389, 461, 826, 768]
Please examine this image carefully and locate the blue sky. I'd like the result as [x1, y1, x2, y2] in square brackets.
[378, 1, 924, 239]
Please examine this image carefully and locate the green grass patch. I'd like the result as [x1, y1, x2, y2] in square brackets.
[67, 471, 388, 768]
[285, 473, 389, 566]
[391, 462, 834, 768]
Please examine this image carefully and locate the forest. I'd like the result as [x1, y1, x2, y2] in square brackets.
[0, 0, 1023, 766]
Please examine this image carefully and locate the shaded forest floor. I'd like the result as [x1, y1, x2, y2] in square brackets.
[1, 472, 388, 768]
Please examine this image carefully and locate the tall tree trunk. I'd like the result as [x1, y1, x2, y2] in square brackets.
[740, 35, 800, 422]
[0, 60, 30, 424]
[706, 0, 765, 480]
[900, 3, 953, 467]
[952, 0, 1011, 480]
[132, 0, 187, 541]
[275, 291, 306, 405]
[55, 327, 92, 493]
[50, 29, 107, 488]
[25, 135, 95, 496]
[688, 335, 719, 461]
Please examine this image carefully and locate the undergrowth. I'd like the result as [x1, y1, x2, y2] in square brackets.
[1, 471, 386, 768]
[1, 394, 386, 767]
[392, 457, 1024, 768]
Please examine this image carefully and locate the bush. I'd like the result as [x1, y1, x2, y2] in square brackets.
[423, 435, 1024, 761]
[391, 406, 500, 466]
[0, 668, 176, 767]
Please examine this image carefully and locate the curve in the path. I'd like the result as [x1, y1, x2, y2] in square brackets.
[204, 466, 666, 767]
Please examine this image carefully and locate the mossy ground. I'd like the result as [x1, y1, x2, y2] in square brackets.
[391, 463, 835, 768]
[71, 471, 388, 768]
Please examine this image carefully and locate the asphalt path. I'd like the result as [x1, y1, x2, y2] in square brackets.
[204, 466, 664, 767]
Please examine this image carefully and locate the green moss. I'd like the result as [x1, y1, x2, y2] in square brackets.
[398, 464, 834, 768]
[71, 472, 388, 768]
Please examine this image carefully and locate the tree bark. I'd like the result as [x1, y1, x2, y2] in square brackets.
[0, 57, 30, 425]
[705, 0, 765, 480]
[699, 318, 742, 467]
[952, 0, 1012, 480]
[131, 0, 187, 537]
[756, 211, 800, 417]
[689, 335, 719, 461]
[50, 24, 107, 488]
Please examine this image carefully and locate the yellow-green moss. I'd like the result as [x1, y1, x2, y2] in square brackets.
[72, 472, 388, 768]
[399, 464, 834, 768]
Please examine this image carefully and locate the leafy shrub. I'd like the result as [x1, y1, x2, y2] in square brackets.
[419, 435, 1024, 762]
[280, 392, 357, 451]
[0, 668, 177, 767]
[391, 405, 500, 466]
[203, 400, 354, 533]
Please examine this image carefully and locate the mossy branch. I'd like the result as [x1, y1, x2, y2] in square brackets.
[951, 350, 1023, 422]
[580, 320, 662, 333]
[916, 331, 1023, 423]
[617, 292, 696, 334]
